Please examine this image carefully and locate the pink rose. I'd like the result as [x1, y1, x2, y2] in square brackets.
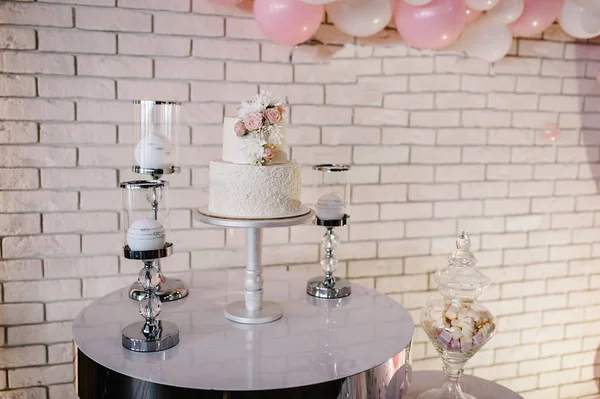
[234, 121, 246, 137]
[244, 112, 263, 131]
[264, 107, 281, 124]
[276, 105, 285, 115]
[263, 146, 275, 163]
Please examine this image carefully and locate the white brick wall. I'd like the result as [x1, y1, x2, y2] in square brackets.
[1, 1, 600, 397]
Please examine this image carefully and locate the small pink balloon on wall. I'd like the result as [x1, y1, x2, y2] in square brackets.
[509, 0, 565, 37]
[395, 0, 466, 50]
[254, 0, 324, 46]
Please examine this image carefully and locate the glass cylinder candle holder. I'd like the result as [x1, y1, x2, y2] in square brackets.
[313, 164, 350, 223]
[120, 180, 179, 352]
[307, 164, 351, 299]
[121, 180, 171, 256]
[133, 100, 181, 179]
[419, 232, 496, 399]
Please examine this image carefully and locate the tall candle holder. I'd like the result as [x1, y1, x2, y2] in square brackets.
[121, 180, 179, 352]
[307, 164, 352, 299]
[130, 100, 188, 302]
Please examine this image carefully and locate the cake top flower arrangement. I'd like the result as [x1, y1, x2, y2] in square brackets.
[234, 91, 286, 166]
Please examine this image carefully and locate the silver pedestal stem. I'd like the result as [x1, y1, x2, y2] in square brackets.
[323, 228, 336, 288]
[142, 260, 159, 337]
[306, 215, 351, 299]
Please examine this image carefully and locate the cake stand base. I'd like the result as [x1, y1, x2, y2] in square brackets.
[224, 300, 283, 324]
[194, 206, 315, 325]
[121, 320, 179, 352]
[129, 277, 189, 302]
[307, 276, 351, 299]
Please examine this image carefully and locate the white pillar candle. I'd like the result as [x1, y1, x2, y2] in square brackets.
[127, 218, 166, 251]
[316, 193, 345, 220]
[135, 134, 172, 170]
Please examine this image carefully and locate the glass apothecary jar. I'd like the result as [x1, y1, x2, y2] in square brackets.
[419, 232, 496, 399]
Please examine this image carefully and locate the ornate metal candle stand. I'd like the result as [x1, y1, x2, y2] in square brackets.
[122, 244, 179, 352]
[307, 215, 352, 299]
[120, 180, 179, 352]
[307, 164, 352, 300]
[130, 100, 188, 302]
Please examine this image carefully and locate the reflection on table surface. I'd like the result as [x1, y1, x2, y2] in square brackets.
[73, 269, 414, 392]
[404, 370, 524, 399]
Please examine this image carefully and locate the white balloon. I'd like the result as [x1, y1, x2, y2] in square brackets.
[465, 0, 500, 11]
[574, 0, 600, 16]
[487, 0, 524, 24]
[560, 0, 600, 38]
[302, 0, 336, 3]
[403, 0, 432, 5]
[459, 15, 513, 62]
[326, 0, 393, 37]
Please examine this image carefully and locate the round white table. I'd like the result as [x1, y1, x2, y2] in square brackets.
[404, 371, 524, 399]
[73, 269, 414, 398]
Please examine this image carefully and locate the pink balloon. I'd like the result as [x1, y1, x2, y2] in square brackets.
[209, 0, 244, 4]
[465, 6, 481, 23]
[509, 0, 565, 37]
[254, 0, 324, 46]
[541, 122, 560, 142]
[395, 0, 466, 50]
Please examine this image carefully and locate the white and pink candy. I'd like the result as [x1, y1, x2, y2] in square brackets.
[424, 302, 494, 354]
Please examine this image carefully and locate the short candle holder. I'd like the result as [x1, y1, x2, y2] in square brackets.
[307, 164, 352, 300]
[120, 179, 179, 352]
[121, 243, 179, 352]
[130, 100, 188, 303]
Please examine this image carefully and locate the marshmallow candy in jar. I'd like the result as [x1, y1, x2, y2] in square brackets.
[126, 218, 166, 251]
[419, 232, 496, 399]
[315, 193, 346, 220]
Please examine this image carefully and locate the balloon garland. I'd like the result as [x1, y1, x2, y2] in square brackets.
[210, 0, 600, 62]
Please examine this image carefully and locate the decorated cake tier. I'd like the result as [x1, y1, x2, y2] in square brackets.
[208, 160, 301, 218]
[207, 92, 302, 219]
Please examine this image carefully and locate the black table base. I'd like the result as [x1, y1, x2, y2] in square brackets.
[77, 348, 411, 399]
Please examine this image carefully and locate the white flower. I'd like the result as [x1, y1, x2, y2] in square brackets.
[241, 135, 266, 166]
[236, 91, 281, 121]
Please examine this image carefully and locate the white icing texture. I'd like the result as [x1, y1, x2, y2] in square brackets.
[222, 117, 288, 165]
[208, 161, 301, 218]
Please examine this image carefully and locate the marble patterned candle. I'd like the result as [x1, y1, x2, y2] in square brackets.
[315, 192, 345, 220]
[126, 218, 166, 251]
[134, 134, 172, 170]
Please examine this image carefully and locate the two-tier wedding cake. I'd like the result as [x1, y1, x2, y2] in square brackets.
[208, 92, 302, 218]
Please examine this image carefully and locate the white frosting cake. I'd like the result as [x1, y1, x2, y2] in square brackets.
[207, 94, 302, 218]
[209, 161, 301, 218]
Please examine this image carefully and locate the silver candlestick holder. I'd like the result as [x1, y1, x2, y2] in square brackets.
[307, 164, 352, 299]
[120, 180, 179, 352]
[122, 245, 179, 352]
[130, 100, 188, 302]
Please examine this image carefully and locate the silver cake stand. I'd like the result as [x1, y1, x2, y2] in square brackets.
[194, 206, 315, 324]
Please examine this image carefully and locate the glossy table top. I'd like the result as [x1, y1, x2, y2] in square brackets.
[73, 269, 414, 391]
[405, 371, 524, 399]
